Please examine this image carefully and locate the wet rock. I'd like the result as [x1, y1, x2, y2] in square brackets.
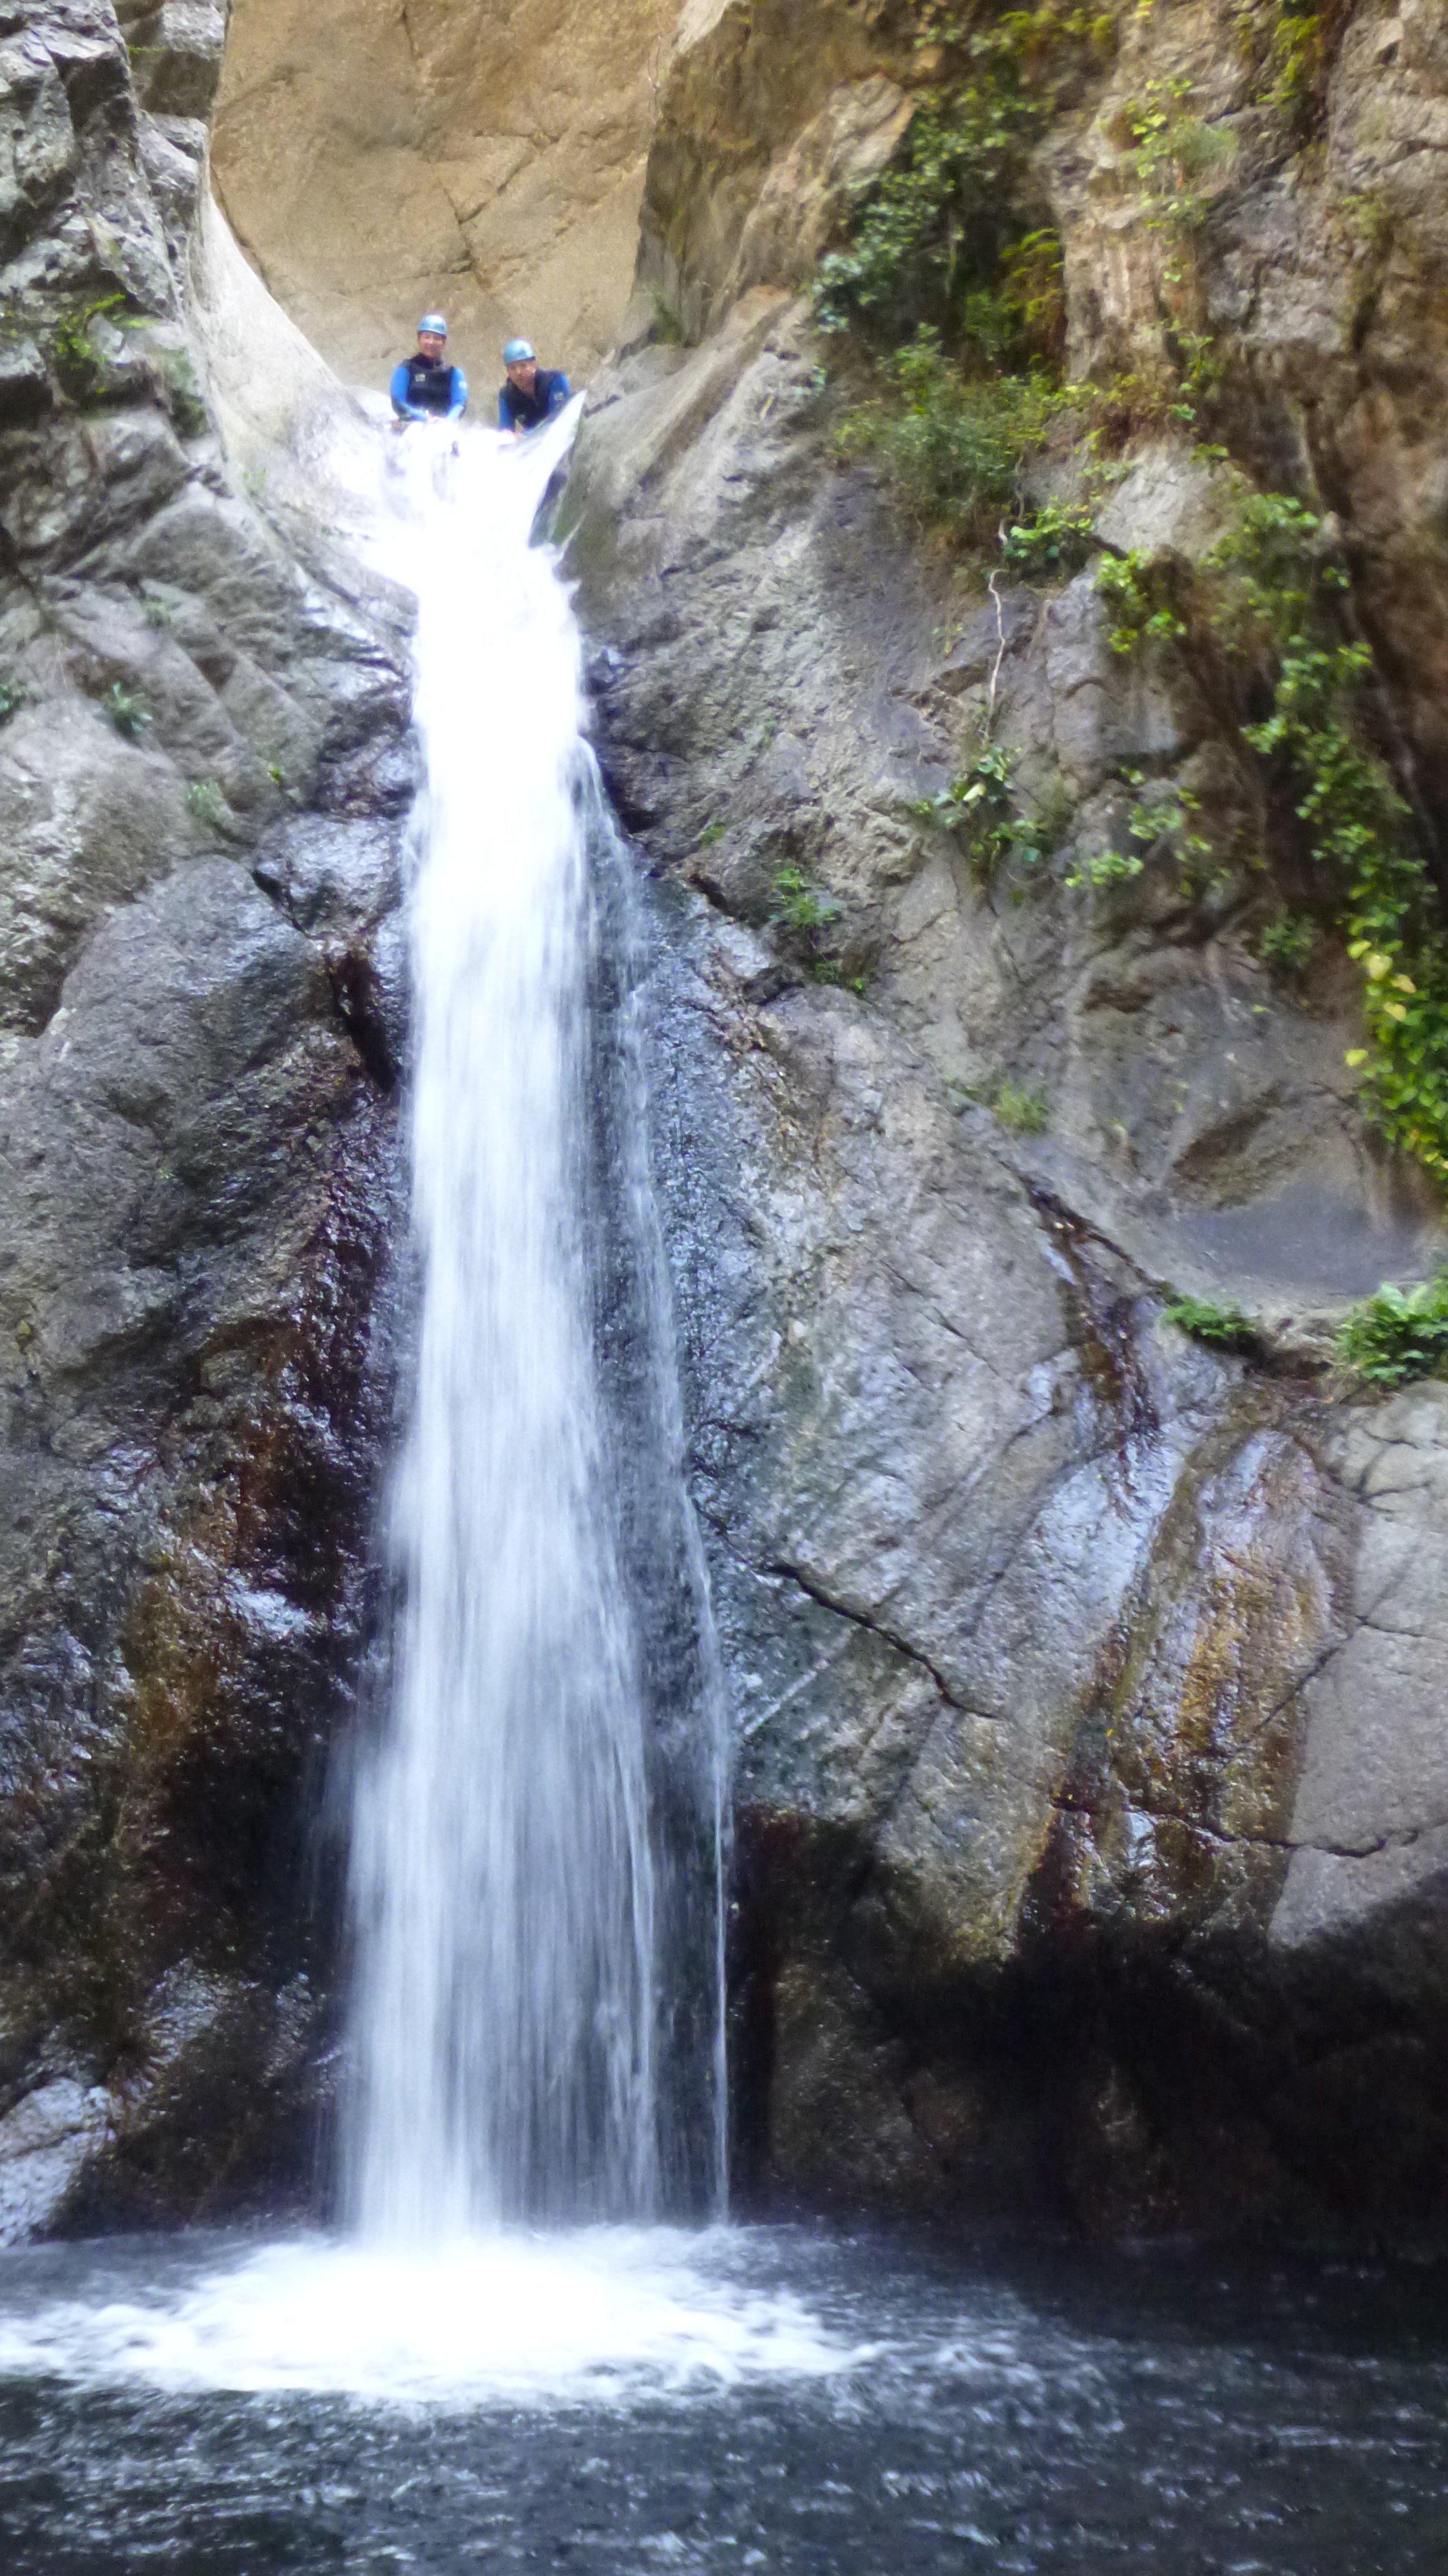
[0, 0, 410, 2229]
[0, 2079, 114, 2244]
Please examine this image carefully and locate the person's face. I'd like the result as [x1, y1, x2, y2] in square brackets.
[417, 331, 446, 364]
[506, 358, 538, 395]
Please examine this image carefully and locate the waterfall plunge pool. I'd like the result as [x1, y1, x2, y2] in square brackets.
[0, 2222, 1445, 2571]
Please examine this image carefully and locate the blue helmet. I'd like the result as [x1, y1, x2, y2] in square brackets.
[502, 337, 536, 365]
[417, 312, 448, 337]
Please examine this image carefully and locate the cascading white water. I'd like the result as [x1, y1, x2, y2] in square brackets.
[0, 415, 788, 2409]
[347, 416, 698, 2237]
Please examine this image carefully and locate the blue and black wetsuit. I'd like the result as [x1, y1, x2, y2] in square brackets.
[499, 368, 570, 433]
[390, 354, 468, 421]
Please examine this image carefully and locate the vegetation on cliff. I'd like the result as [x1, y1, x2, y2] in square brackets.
[813, 0, 1448, 1194]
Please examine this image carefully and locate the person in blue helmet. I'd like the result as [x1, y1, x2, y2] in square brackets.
[499, 338, 571, 435]
[390, 315, 468, 423]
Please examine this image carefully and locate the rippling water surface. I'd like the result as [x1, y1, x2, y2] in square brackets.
[0, 2224, 1444, 2572]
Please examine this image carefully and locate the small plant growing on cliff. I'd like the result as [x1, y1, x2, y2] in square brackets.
[0, 673, 23, 725]
[1094, 549, 1188, 654]
[1065, 773, 1215, 892]
[1161, 1293, 1259, 1355]
[104, 683, 151, 740]
[186, 778, 232, 833]
[1000, 499, 1097, 578]
[836, 329, 1069, 548]
[913, 747, 1065, 883]
[1338, 1274, 1448, 1387]
[912, 746, 1017, 879]
[1116, 77, 1236, 236]
[1064, 842, 1143, 888]
[771, 869, 840, 934]
[1257, 907, 1316, 979]
[991, 1078, 1049, 1135]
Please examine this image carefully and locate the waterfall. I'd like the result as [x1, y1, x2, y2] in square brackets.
[346, 418, 725, 2240]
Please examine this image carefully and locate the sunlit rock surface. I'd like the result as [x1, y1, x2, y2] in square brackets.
[211, 0, 680, 391]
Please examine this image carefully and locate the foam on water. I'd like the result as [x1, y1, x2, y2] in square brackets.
[0, 2230, 861, 2407]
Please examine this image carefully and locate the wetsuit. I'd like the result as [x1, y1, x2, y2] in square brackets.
[390, 354, 469, 421]
[498, 368, 571, 433]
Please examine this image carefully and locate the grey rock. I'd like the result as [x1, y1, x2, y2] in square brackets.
[0, 2078, 113, 2243]
[0, 0, 411, 2232]
[562, 0, 1448, 2231]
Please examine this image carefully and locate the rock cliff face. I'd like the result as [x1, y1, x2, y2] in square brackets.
[211, 0, 679, 392]
[0, 0, 409, 2232]
[566, 0, 1448, 2233]
[5, 0, 1448, 2249]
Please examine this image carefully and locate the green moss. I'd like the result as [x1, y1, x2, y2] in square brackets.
[156, 346, 209, 439]
[1338, 1276, 1448, 1386]
[1161, 1294, 1259, 1355]
[48, 293, 124, 403]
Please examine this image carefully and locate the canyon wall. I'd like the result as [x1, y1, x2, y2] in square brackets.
[4, 0, 1448, 2246]
[211, 0, 680, 393]
[0, 0, 409, 2232]
[566, 0, 1448, 2233]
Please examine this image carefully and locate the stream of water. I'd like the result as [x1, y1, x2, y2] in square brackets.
[0, 420, 1443, 2571]
[346, 412, 719, 2235]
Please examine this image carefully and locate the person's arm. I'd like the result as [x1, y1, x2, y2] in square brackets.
[499, 386, 515, 431]
[546, 372, 571, 419]
[448, 366, 468, 420]
[391, 362, 424, 420]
